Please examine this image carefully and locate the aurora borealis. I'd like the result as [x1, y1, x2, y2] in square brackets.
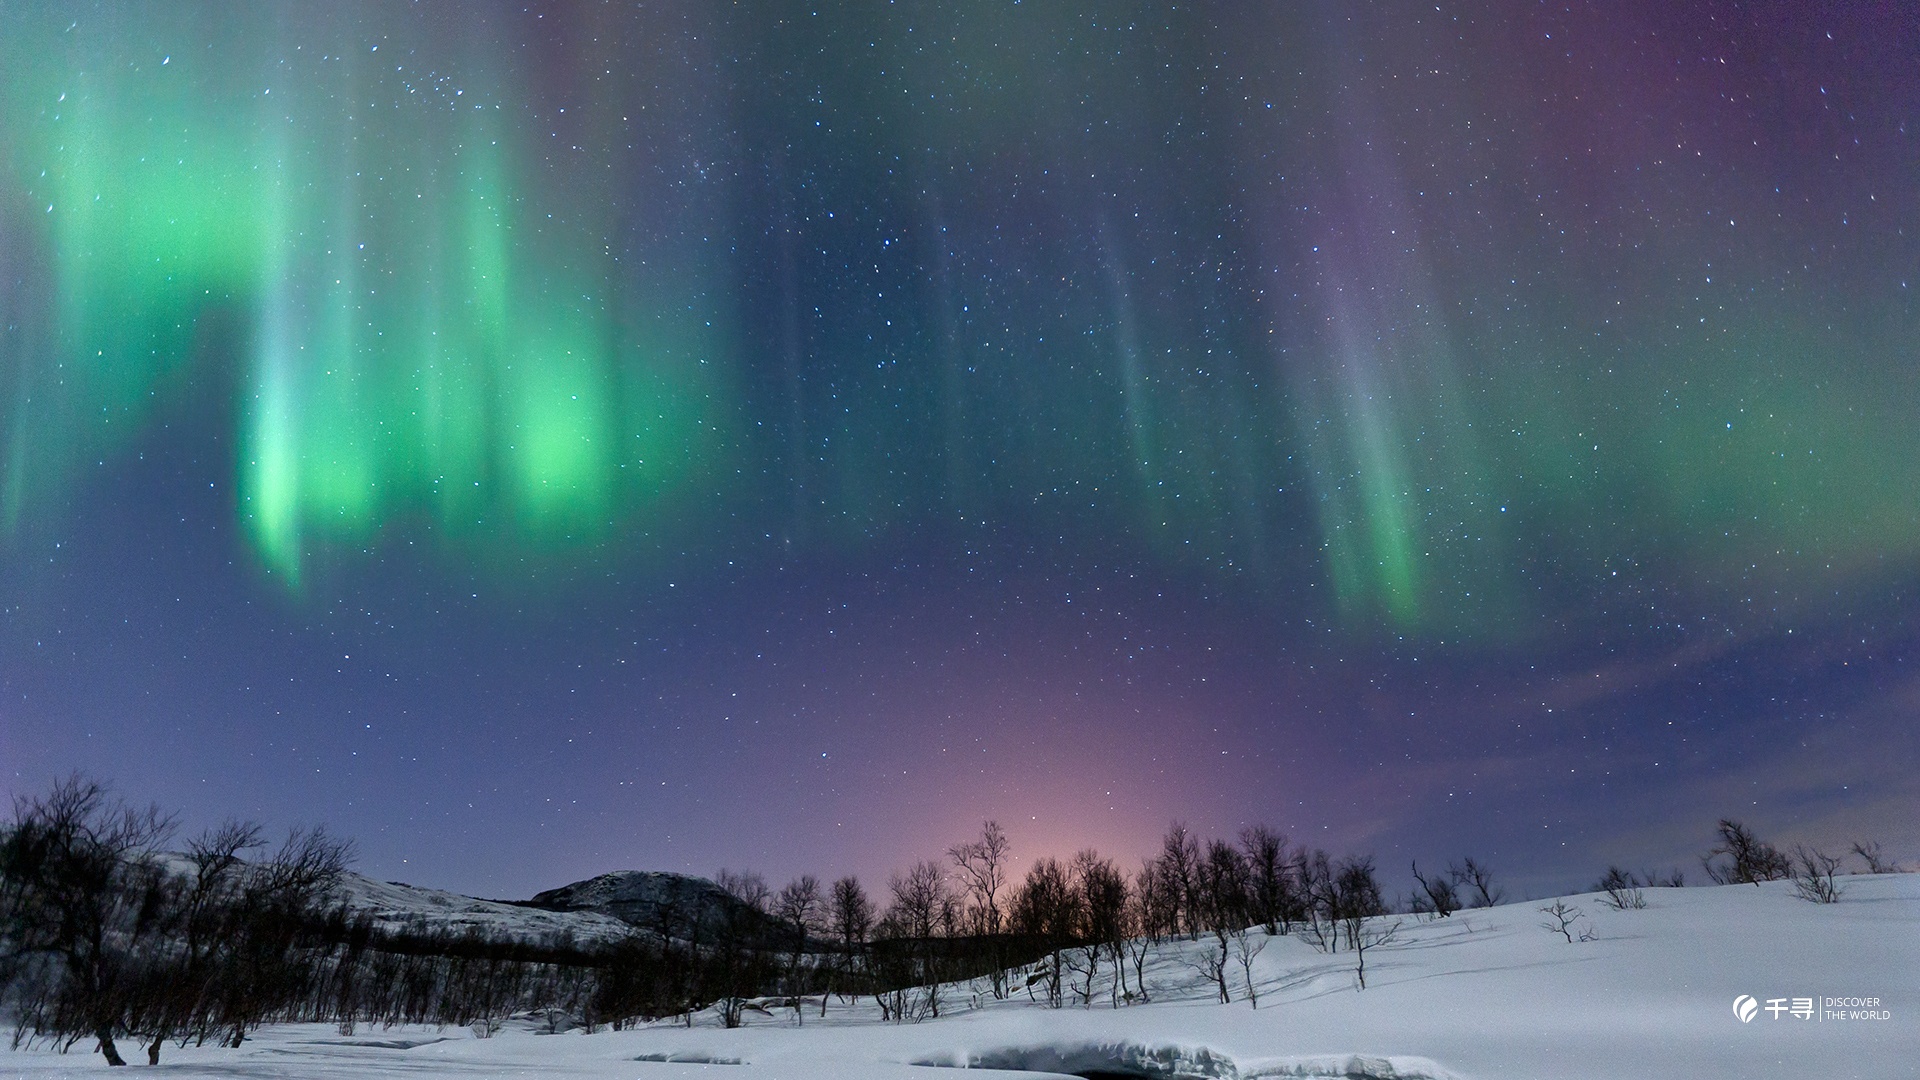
[2, 3, 1916, 898]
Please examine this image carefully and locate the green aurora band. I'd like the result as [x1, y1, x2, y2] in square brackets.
[2, 9, 727, 587]
[1, 5, 1915, 638]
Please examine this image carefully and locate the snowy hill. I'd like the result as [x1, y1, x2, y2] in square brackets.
[142, 852, 645, 947]
[4, 873, 1913, 1079]
[327, 867, 789, 948]
[330, 870, 641, 946]
[528, 869, 792, 945]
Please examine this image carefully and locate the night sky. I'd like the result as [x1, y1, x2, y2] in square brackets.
[2, 2, 1915, 901]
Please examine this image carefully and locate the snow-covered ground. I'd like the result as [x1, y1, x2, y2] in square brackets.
[3, 874, 1912, 1079]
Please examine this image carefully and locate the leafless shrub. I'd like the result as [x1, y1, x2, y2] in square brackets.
[1703, 819, 1790, 885]
[1790, 845, 1844, 904]
[1594, 866, 1647, 910]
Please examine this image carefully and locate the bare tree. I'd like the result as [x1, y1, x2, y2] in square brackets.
[947, 821, 1011, 936]
[774, 875, 821, 1022]
[1451, 857, 1504, 908]
[1410, 861, 1460, 918]
[1296, 849, 1338, 952]
[1198, 840, 1251, 935]
[0, 775, 176, 1066]
[639, 887, 697, 1026]
[1539, 900, 1585, 943]
[884, 862, 950, 943]
[948, 821, 1011, 998]
[1156, 823, 1201, 937]
[1339, 859, 1388, 954]
[1850, 840, 1897, 874]
[213, 826, 353, 1047]
[830, 875, 873, 953]
[1350, 917, 1399, 990]
[1702, 819, 1790, 885]
[1011, 858, 1076, 1007]
[824, 876, 872, 1017]
[712, 870, 772, 1028]
[715, 869, 770, 912]
[1790, 845, 1844, 904]
[1238, 826, 1290, 934]
[1131, 861, 1177, 943]
[1070, 850, 1126, 1007]
[1184, 927, 1232, 1004]
[775, 875, 822, 937]
[882, 861, 954, 1019]
[153, 821, 263, 1058]
[1228, 926, 1266, 1007]
[1121, 868, 1158, 1003]
[0, 793, 347, 1064]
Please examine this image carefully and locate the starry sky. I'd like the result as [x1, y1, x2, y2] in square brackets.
[1, 2, 1915, 901]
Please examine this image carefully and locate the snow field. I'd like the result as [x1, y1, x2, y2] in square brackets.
[2, 874, 1913, 1079]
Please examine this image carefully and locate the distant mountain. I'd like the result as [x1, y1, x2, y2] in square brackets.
[527, 870, 796, 947]
[331, 871, 638, 946]
[327, 868, 797, 949]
